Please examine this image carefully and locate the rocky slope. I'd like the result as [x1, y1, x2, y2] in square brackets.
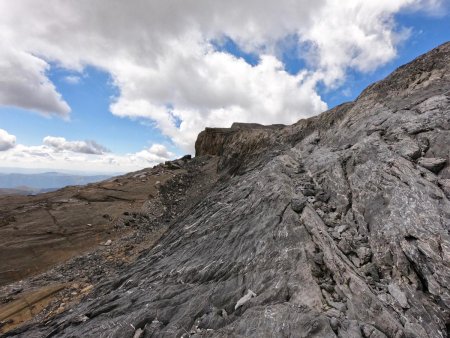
[0, 156, 218, 333]
[3, 42, 450, 337]
[0, 162, 182, 287]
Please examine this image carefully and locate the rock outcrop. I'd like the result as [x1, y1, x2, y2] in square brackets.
[4, 42, 450, 337]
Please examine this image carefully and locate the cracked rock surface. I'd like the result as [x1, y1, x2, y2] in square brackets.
[6, 42, 450, 337]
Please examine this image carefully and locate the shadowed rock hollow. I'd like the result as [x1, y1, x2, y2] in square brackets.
[6, 42, 450, 337]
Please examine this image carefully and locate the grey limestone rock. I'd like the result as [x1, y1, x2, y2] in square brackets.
[291, 195, 307, 213]
[417, 157, 447, 173]
[234, 290, 256, 310]
[388, 283, 409, 309]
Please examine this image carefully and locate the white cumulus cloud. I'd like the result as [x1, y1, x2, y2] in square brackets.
[147, 144, 173, 159]
[0, 129, 16, 151]
[0, 47, 71, 117]
[64, 75, 81, 84]
[43, 136, 110, 155]
[0, 140, 175, 173]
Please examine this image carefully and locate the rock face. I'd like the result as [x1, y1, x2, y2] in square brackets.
[5, 42, 450, 337]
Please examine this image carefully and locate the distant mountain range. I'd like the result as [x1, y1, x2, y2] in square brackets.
[0, 186, 52, 196]
[0, 172, 113, 194]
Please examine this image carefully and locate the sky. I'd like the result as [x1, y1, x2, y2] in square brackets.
[0, 1, 449, 174]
